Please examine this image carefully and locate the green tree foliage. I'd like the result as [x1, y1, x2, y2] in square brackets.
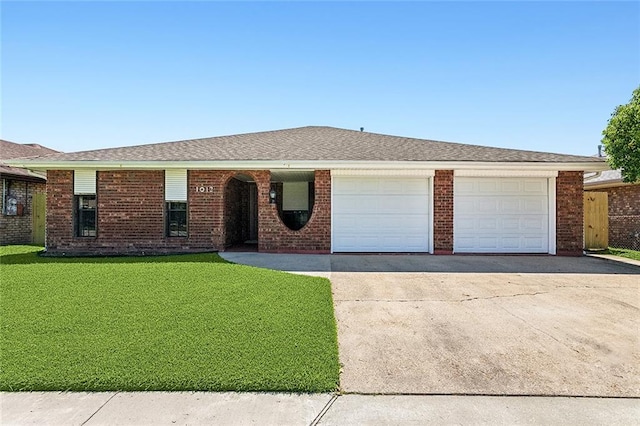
[602, 86, 640, 182]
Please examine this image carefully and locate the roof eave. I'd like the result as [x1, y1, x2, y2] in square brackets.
[5, 159, 610, 172]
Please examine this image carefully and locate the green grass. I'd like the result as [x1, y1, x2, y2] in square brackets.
[0, 246, 339, 392]
[605, 247, 640, 261]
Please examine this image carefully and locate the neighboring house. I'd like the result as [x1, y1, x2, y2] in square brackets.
[0, 140, 58, 245]
[584, 169, 640, 250]
[6, 126, 607, 256]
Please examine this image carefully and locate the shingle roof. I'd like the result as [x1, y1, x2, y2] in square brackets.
[34, 126, 603, 163]
[0, 139, 59, 161]
[0, 140, 59, 180]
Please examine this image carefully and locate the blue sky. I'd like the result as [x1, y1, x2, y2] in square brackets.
[2, 1, 638, 156]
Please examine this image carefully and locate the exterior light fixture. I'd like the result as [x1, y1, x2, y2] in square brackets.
[269, 188, 277, 204]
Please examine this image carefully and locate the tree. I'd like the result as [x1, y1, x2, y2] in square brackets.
[601, 86, 640, 182]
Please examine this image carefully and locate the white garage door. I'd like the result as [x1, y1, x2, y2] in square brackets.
[333, 177, 430, 252]
[454, 177, 549, 253]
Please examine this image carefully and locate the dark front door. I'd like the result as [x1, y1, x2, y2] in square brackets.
[248, 183, 258, 242]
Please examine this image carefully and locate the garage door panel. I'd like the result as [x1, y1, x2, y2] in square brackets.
[477, 218, 498, 230]
[524, 180, 547, 193]
[458, 197, 547, 214]
[524, 236, 546, 250]
[457, 215, 548, 233]
[523, 198, 547, 213]
[454, 177, 549, 253]
[333, 177, 430, 252]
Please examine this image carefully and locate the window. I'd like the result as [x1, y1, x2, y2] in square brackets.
[76, 195, 97, 237]
[166, 202, 187, 237]
[165, 169, 188, 237]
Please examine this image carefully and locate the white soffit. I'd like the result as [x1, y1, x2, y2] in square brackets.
[331, 169, 435, 177]
[454, 170, 558, 178]
[74, 170, 96, 194]
[165, 169, 187, 201]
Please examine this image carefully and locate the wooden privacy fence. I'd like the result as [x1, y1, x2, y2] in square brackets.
[584, 192, 608, 250]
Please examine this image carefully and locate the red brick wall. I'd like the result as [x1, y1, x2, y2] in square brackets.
[556, 171, 584, 256]
[433, 170, 454, 254]
[606, 185, 640, 250]
[98, 171, 164, 242]
[0, 179, 46, 245]
[586, 184, 640, 250]
[47, 170, 74, 251]
[45, 169, 331, 255]
[47, 170, 192, 254]
[259, 170, 331, 253]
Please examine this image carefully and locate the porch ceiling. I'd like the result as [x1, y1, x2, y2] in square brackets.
[270, 170, 315, 182]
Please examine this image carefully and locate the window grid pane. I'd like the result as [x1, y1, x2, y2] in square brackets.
[167, 202, 187, 237]
[76, 195, 97, 237]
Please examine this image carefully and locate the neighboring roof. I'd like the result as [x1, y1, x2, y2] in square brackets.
[0, 139, 59, 161]
[3, 126, 607, 170]
[0, 139, 59, 181]
[585, 169, 622, 184]
[584, 169, 639, 188]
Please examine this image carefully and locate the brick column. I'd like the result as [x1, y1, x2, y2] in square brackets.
[433, 170, 454, 254]
[556, 171, 584, 256]
[46, 170, 74, 251]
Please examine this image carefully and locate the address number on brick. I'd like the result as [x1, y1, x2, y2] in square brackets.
[194, 186, 214, 193]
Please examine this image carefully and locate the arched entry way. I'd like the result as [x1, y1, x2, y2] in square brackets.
[224, 173, 259, 250]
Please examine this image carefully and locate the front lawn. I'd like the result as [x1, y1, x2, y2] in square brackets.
[606, 247, 640, 261]
[0, 246, 339, 392]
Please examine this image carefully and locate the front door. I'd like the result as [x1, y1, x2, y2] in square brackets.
[248, 183, 258, 242]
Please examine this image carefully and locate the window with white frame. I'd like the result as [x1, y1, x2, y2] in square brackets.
[74, 170, 97, 237]
[165, 170, 188, 237]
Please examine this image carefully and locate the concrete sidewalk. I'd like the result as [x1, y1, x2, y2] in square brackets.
[2, 392, 639, 425]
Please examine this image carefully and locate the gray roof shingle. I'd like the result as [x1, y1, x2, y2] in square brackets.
[17, 126, 603, 163]
[0, 139, 59, 179]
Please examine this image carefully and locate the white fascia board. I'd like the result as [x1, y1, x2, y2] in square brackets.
[332, 169, 435, 177]
[454, 170, 558, 177]
[4, 159, 610, 172]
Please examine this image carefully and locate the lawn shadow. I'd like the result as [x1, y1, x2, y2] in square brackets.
[0, 249, 228, 265]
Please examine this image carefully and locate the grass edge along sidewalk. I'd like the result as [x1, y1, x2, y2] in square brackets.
[0, 246, 339, 392]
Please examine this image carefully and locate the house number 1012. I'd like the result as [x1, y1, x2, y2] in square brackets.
[195, 186, 214, 193]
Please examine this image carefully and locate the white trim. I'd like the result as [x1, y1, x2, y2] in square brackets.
[6, 159, 610, 173]
[165, 169, 187, 201]
[548, 177, 557, 255]
[331, 169, 435, 177]
[330, 173, 335, 254]
[454, 170, 558, 177]
[429, 176, 434, 254]
[74, 170, 96, 194]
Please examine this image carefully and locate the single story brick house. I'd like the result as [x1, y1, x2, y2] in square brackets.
[584, 169, 640, 250]
[7, 126, 608, 256]
[1, 140, 58, 246]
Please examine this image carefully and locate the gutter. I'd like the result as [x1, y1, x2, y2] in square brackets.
[4, 159, 612, 173]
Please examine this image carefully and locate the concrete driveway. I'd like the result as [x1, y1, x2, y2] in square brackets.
[221, 253, 640, 397]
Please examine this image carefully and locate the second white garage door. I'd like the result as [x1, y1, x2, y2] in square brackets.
[332, 177, 430, 252]
[454, 177, 550, 253]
